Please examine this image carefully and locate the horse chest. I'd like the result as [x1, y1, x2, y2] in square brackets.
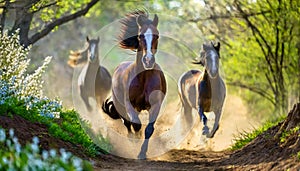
[129, 78, 151, 112]
[198, 76, 212, 112]
[128, 71, 165, 112]
[199, 80, 211, 98]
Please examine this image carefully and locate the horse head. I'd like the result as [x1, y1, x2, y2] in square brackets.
[196, 42, 221, 78]
[136, 14, 159, 70]
[86, 36, 100, 63]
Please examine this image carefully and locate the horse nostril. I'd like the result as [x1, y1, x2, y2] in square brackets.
[145, 56, 151, 63]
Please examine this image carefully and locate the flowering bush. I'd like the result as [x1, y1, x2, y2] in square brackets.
[0, 128, 92, 170]
[0, 30, 61, 118]
[0, 30, 110, 166]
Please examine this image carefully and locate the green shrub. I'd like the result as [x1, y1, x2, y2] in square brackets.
[0, 30, 61, 118]
[0, 128, 93, 170]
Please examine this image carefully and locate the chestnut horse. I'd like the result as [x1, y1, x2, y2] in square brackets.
[68, 37, 112, 111]
[178, 42, 226, 138]
[102, 11, 166, 159]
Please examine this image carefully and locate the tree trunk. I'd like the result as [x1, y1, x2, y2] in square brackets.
[10, 1, 34, 47]
[275, 103, 300, 138]
[297, 42, 300, 102]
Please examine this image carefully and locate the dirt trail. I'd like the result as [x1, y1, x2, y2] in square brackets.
[0, 103, 299, 171]
[76, 92, 258, 159]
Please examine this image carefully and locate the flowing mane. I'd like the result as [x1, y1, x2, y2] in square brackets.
[67, 44, 89, 67]
[118, 10, 148, 50]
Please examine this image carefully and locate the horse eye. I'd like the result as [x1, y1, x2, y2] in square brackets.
[139, 35, 144, 39]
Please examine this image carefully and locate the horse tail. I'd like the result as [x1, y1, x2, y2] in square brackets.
[102, 98, 121, 119]
[67, 50, 87, 68]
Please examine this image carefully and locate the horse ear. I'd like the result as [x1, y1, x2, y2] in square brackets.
[216, 42, 221, 51]
[86, 36, 90, 42]
[137, 15, 146, 28]
[202, 44, 208, 50]
[153, 14, 158, 27]
[97, 36, 100, 42]
[213, 42, 221, 52]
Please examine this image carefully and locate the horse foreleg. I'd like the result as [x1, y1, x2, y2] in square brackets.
[80, 87, 92, 111]
[121, 117, 132, 134]
[198, 107, 209, 135]
[207, 107, 222, 138]
[138, 122, 154, 159]
[125, 101, 141, 137]
[138, 91, 164, 159]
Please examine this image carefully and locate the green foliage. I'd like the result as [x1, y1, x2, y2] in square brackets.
[231, 116, 284, 150]
[51, 109, 111, 156]
[0, 128, 93, 171]
[30, 0, 96, 29]
[280, 126, 300, 143]
[176, 0, 300, 118]
[0, 97, 110, 156]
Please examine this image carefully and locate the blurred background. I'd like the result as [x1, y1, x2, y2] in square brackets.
[2, 0, 299, 152]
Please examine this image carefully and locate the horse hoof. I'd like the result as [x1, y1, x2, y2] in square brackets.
[135, 131, 142, 139]
[137, 152, 146, 159]
[127, 133, 136, 140]
[206, 125, 219, 138]
[202, 126, 209, 135]
[86, 105, 93, 112]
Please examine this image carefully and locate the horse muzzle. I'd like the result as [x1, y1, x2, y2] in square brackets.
[89, 55, 96, 62]
[207, 64, 218, 79]
[142, 55, 155, 70]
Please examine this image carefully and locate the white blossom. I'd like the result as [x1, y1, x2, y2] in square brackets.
[0, 129, 6, 142]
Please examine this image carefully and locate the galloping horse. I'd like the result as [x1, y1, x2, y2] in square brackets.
[102, 11, 166, 159]
[178, 42, 226, 138]
[68, 37, 112, 111]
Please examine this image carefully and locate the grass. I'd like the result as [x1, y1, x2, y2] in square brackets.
[279, 126, 300, 143]
[231, 116, 285, 150]
[0, 96, 110, 156]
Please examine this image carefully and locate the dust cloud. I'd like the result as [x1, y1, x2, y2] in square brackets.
[73, 76, 258, 159]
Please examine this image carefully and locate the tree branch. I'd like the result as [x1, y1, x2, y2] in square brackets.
[207, 28, 231, 47]
[8, 0, 41, 9]
[227, 80, 275, 105]
[27, 0, 99, 46]
[189, 10, 271, 22]
[234, 0, 280, 92]
[31, 1, 57, 13]
[0, 0, 9, 33]
[234, 0, 275, 60]
[265, 72, 276, 96]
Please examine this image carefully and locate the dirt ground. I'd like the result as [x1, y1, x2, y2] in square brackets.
[0, 110, 299, 171]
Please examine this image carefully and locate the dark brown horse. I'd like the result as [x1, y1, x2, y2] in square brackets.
[178, 42, 226, 138]
[102, 11, 167, 159]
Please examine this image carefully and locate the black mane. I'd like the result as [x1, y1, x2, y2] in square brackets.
[118, 10, 148, 50]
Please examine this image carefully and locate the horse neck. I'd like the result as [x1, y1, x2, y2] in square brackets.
[203, 69, 210, 81]
[85, 54, 100, 78]
[135, 47, 145, 72]
[206, 68, 221, 86]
